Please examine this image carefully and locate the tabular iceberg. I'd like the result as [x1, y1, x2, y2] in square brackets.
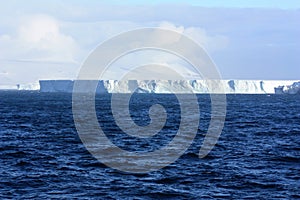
[38, 80, 300, 94]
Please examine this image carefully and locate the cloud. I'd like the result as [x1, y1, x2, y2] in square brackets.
[0, 3, 299, 86]
[0, 14, 82, 85]
[0, 13, 242, 85]
[0, 14, 79, 64]
[74, 21, 229, 80]
[157, 21, 229, 52]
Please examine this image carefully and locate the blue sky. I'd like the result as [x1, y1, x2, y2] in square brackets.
[0, 1, 299, 87]
[104, 0, 300, 9]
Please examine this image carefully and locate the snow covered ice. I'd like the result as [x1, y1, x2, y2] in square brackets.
[36, 80, 300, 94]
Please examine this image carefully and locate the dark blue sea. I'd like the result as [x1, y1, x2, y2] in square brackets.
[0, 91, 299, 199]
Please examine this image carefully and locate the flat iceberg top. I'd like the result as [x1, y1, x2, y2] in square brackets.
[36, 80, 300, 94]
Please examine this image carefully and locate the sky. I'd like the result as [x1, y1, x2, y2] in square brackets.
[105, 0, 300, 9]
[0, 0, 299, 87]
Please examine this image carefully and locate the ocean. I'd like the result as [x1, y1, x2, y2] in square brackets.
[0, 91, 299, 199]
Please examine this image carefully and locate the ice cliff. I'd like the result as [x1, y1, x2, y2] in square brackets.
[38, 80, 300, 94]
[274, 81, 300, 94]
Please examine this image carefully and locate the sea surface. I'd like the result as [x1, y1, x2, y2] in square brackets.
[0, 91, 299, 199]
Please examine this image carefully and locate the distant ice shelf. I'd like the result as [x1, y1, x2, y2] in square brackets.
[17, 83, 40, 91]
[0, 83, 40, 90]
[35, 80, 300, 94]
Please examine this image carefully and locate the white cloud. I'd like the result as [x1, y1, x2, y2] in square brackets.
[0, 14, 79, 64]
[0, 17, 229, 86]
[2, 3, 298, 85]
[157, 21, 229, 53]
[72, 20, 228, 80]
[184, 27, 229, 53]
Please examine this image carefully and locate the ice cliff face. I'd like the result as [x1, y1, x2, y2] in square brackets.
[274, 81, 300, 94]
[38, 80, 299, 94]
